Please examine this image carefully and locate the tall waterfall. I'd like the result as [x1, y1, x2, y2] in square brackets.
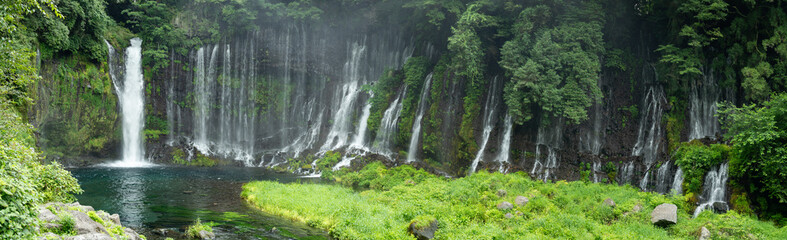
[321, 43, 367, 151]
[469, 77, 501, 173]
[689, 69, 720, 140]
[406, 73, 434, 162]
[694, 163, 729, 217]
[580, 78, 604, 155]
[495, 114, 513, 172]
[373, 87, 406, 158]
[633, 65, 666, 191]
[106, 38, 148, 166]
[531, 119, 563, 182]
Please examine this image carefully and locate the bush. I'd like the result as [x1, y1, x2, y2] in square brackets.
[186, 218, 214, 239]
[673, 142, 730, 195]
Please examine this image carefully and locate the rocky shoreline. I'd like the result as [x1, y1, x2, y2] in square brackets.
[36, 202, 144, 240]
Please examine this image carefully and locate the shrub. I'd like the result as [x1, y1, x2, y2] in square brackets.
[673, 142, 730, 195]
[186, 218, 214, 239]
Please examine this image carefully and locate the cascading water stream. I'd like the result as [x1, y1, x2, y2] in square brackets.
[321, 43, 366, 151]
[349, 97, 373, 150]
[694, 163, 729, 217]
[671, 168, 684, 195]
[494, 114, 513, 172]
[531, 119, 562, 182]
[654, 161, 672, 194]
[689, 69, 721, 140]
[373, 87, 406, 158]
[406, 73, 434, 162]
[106, 38, 149, 167]
[633, 65, 666, 191]
[469, 77, 500, 173]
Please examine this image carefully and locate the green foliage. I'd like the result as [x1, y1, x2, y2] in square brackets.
[25, 0, 112, 61]
[718, 94, 787, 215]
[186, 218, 214, 239]
[144, 115, 167, 141]
[330, 161, 437, 191]
[397, 57, 429, 146]
[499, 1, 604, 125]
[367, 69, 403, 136]
[172, 149, 217, 167]
[673, 142, 731, 195]
[244, 168, 787, 239]
[315, 151, 341, 179]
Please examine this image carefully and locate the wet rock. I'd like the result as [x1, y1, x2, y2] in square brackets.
[651, 203, 678, 227]
[198, 230, 216, 240]
[504, 213, 514, 219]
[66, 233, 114, 240]
[712, 202, 729, 213]
[497, 201, 513, 210]
[408, 219, 438, 240]
[603, 198, 616, 208]
[497, 189, 507, 198]
[153, 228, 169, 235]
[699, 226, 710, 240]
[515, 196, 529, 206]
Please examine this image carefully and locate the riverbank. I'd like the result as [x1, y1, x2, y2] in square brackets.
[242, 163, 787, 239]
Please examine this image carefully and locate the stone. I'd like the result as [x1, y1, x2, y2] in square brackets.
[504, 213, 514, 219]
[38, 232, 62, 240]
[38, 206, 59, 223]
[497, 189, 507, 198]
[515, 196, 529, 206]
[632, 204, 643, 213]
[408, 219, 438, 240]
[124, 227, 143, 240]
[497, 201, 514, 210]
[603, 198, 616, 208]
[516, 211, 523, 216]
[153, 228, 169, 235]
[42, 223, 63, 231]
[651, 203, 678, 227]
[699, 226, 711, 240]
[66, 233, 114, 240]
[198, 230, 216, 240]
[67, 202, 94, 212]
[270, 227, 279, 234]
[68, 210, 108, 234]
[109, 214, 121, 225]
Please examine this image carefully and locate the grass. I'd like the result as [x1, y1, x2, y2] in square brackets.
[242, 163, 787, 239]
[186, 218, 215, 239]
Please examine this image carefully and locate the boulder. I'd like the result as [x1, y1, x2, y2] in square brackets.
[38, 206, 59, 223]
[123, 227, 143, 240]
[108, 214, 121, 225]
[515, 196, 529, 206]
[497, 201, 514, 210]
[408, 219, 438, 240]
[504, 213, 514, 219]
[198, 230, 216, 240]
[651, 203, 678, 227]
[68, 210, 108, 235]
[712, 202, 729, 213]
[66, 202, 94, 213]
[497, 189, 507, 198]
[603, 198, 616, 208]
[699, 226, 711, 240]
[153, 228, 169, 235]
[632, 204, 643, 213]
[66, 233, 114, 240]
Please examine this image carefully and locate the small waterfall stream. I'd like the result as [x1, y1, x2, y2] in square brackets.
[633, 65, 666, 191]
[469, 77, 501, 173]
[406, 73, 434, 162]
[694, 163, 729, 217]
[689, 69, 721, 140]
[321, 43, 366, 152]
[106, 38, 148, 166]
[654, 161, 672, 194]
[531, 119, 563, 182]
[494, 114, 513, 172]
[671, 168, 684, 195]
[349, 98, 373, 150]
[373, 87, 406, 158]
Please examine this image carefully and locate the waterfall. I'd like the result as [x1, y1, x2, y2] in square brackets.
[166, 50, 176, 146]
[654, 161, 672, 194]
[469, 77, 501, 173]
[693, 163, 729, 217]
[192, 46, 219, 154]
[350, 97, 373, 150]
[633, 65, 666, 190]
[321, 43, 366, 151]
[580, 79, 604, 155]
[689, 69, 721, 140]
[620, 161, 635, 184]
[373, 87, 406, 158]
[592, 161, 601, 183]
[106, 38, 149, 167]
[531, 119, 562, 182]
[406, 73, 434, 162]
[671, 168, 684, 195]
[495, 114, 513, 172]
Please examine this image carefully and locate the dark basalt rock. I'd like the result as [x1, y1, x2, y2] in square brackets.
[408, 220, 438, 240]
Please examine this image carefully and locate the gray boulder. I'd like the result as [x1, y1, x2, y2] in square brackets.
[68, 210, 108, 235]
[699, 226, 711, 240]
[515, 196, 529, 206]
[38, 207, 59, 223]
[66, 233, 113, 240]
[603, 198, 616, 208]
[408, 219, 438, 240]
[504, 213, 514, 219]
[497, 201, 514, 210]
[651, 203, 678, 227]
[198, 230, 216, 240]
[496, 189, 507, 198]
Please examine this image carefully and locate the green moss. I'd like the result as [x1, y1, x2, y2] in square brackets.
[186, 218, 214, 239]
[172, 149, 217, 167]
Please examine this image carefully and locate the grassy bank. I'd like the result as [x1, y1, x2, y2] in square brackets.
[242, 163, 787, 239]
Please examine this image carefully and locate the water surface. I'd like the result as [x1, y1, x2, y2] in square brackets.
[70, 166, 327, 240]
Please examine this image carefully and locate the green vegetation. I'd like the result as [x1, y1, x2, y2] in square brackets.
[673, 142, 731, 197]
[719, 93, 787, 222]
[243, 163, 787, 239]
[186, 218, 215, 239]
[172, 149, 218, 167]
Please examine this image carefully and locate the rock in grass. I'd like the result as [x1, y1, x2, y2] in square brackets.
[497, 189, 507, 197]
[699, 226, 710, 240]
[409, 219, 438, 240]
[38, 232, 62, 240]
[497, 201, 514, 210]
[198, 230, 216, 240]
[515, 196, 529, 206]
[603, 198, 616, 208]
[504, 213, 514, 219]
[650, 203, 678, 227]
[632, 204, 643, 212]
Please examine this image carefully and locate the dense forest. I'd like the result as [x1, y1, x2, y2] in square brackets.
[2, 0, 787, 239]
